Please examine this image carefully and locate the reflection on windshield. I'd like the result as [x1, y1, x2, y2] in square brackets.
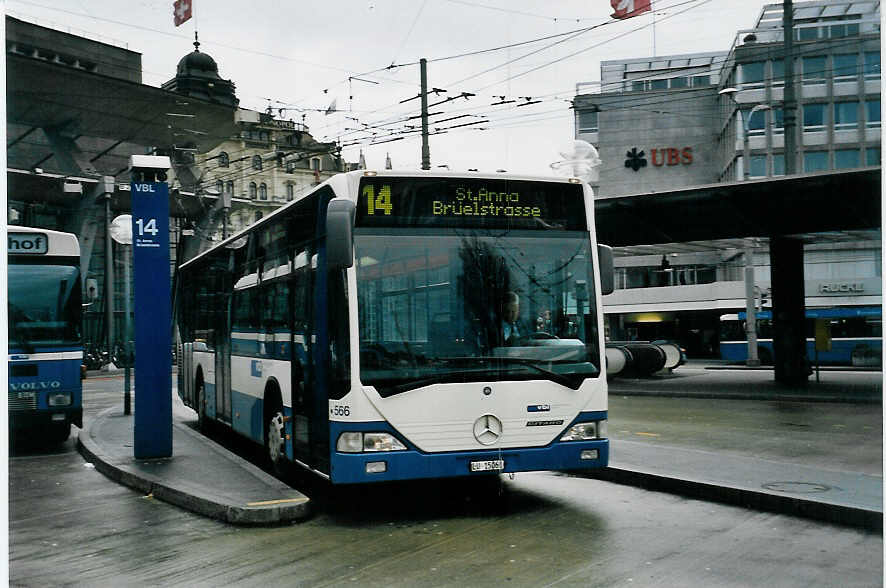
[355, 230, 600, 396]
[8, 264, 82, 350]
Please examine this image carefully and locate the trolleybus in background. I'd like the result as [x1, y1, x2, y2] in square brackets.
[719, 306, 882, 366]
[177, 170, 614, 484]
[8, 228, 83, 444]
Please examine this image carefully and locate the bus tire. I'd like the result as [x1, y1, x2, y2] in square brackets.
[49, 422, 70, 445]
[264, 384, 286, 476]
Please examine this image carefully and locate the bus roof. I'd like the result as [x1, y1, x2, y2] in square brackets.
[8, 226, 79, 257]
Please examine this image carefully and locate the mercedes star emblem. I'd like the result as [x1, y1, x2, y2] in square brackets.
[473, 414, 503, 445]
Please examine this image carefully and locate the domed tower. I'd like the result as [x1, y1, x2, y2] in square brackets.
[162, 35, 238, 107]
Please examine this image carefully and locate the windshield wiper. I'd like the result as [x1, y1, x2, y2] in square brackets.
[490, 357, 584, 390]
[438, 356, 584, 389]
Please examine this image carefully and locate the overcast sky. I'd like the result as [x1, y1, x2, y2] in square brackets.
[8, 0, 775, 174]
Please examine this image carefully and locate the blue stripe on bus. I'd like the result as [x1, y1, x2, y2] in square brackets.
[720, 338, 882, 364]
[327, 411, 609, 484]
[737, 306, 882, 321]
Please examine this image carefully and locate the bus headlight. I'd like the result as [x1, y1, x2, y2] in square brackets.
[363, 433, 406, 452]
[337, 432, 407, 453]
[560, 420, 607, 441]
[48, 393, 72, 407]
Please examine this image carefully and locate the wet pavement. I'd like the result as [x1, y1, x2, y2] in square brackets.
[76, 363, 882, 529]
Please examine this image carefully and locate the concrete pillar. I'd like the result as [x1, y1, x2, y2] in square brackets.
[770, 236, 808, 386]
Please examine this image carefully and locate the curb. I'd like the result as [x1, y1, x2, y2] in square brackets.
[77, 408, 311, 526]
[586, 467, 882, 532]
[607, 389, 882, 404]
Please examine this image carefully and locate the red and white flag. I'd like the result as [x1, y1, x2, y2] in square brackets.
[610, 0, 651, 20]
[174, 0, 192, 27]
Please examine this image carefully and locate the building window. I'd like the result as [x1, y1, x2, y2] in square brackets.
[834, 149, 861, 169]
[215, 180, 224, 194]
[834, 101, 859, 130]
[742, 108, 767, 136]
[865, 100, 881, 128]
[772, 108, 784, 135]
[803, 103, 825, 131]
[803, 151, 828, 172]
[770, 59, 784, 87]
[286, 184, 295, 201]
[252, 155, 263, 171]
[226, 180, 234, 194]
[259, 183, 268, 200]
[218, 151, 229, 167]
[802, 56, 827, 85]
[631, 80, 645, 92]
[691, 75, 710, 87]
[740, 61, 765, 88]
[650, 79, 668, 90]
[669, 76, 688, 88]
[311, 158, 321, 172]
[749, 155, 767, 178]
[255, 211, 263, 222]
[772, 154, 785, 176]
[286, 160, 296, 173]
[578, 109, 598, 133]
[829, 23, 859, 38]
[249, 182, 257, 199]
[864, 52, 880, 81]
[866, 148, 881, 166]
[796, 26, 820, 41]
[833, 54, 858, 83]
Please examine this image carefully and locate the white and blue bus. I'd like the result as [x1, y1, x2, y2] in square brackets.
[8, 228, 83, 443]
[177, 170, 613, 484]
[719, 306, 882, 366]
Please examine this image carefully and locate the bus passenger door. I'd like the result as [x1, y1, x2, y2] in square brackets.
[291, 250, 313, 464]
[215, 290, 232, 423]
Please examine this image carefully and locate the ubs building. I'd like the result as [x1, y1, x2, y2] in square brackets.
[574, 1, 881, 359]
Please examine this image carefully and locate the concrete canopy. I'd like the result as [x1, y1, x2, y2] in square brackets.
[7, 52, 239, 167]
[594, 168, 881, 248]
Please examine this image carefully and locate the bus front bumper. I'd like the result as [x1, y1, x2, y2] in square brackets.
[10, 407, 82, 431]
[329, 439, 609, 484]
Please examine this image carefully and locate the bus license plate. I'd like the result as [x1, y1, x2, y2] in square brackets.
[470, 459, 505, 472]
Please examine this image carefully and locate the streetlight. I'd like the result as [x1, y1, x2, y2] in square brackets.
[718, 87, 765, 366]
[718, 88, 771, 181]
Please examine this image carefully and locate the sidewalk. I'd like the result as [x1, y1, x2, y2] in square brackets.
[77, 402, 311, 525]
[598, 440, 882, 531]
[610, 361, 883, 404]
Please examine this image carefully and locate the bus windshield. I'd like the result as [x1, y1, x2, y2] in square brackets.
[8, 264, 81, 351]
[355, 229, 600, 396]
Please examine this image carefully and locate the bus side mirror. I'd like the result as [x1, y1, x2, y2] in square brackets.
[598, 244, 614, 295]
[326, 198, 356, 270]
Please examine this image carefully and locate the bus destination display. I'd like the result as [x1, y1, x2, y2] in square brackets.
[355, 177, 587, 230]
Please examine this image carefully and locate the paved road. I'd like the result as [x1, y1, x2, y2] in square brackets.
[8, 374, 884, 587]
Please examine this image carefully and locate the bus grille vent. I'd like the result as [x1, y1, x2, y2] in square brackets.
[9, 391, 37, 411]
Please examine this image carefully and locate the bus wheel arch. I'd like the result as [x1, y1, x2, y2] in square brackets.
[263, 380, 286, 474]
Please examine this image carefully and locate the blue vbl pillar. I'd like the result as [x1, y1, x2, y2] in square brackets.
[130, 161, 173, 458]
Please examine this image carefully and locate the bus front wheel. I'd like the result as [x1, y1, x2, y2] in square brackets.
[49, 422, 70, 445]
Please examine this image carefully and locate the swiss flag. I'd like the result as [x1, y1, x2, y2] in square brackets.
[611, 0, 651, 19]
[174, 0, 192, 27]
